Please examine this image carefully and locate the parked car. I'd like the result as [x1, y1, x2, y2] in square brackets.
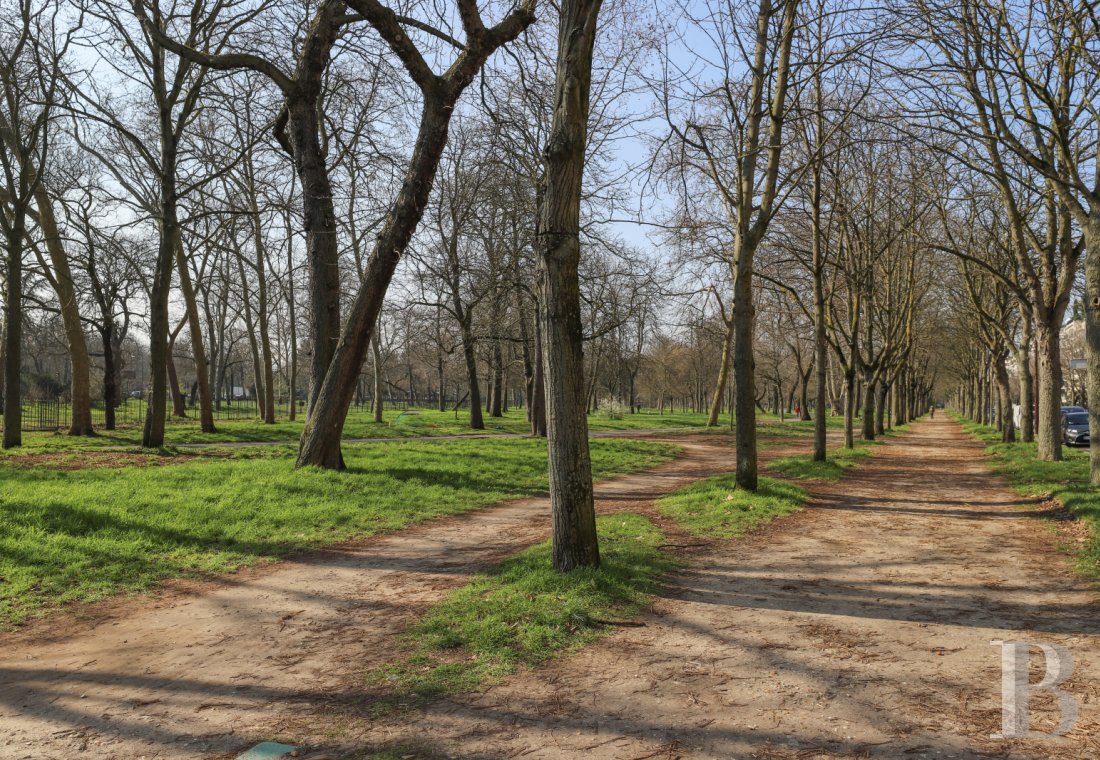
[1062, 411, 1091, 447]
[1061, 405, 1086, 415]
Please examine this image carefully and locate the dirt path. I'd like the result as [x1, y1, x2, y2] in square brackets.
[0, 434, 753, 759]
[309, 418, 1100, 759]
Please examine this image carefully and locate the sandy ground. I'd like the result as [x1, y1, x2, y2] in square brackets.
[304, 418, 1100, 759]
[2, 419, 1098, 759]
[0, 434, 743, 759]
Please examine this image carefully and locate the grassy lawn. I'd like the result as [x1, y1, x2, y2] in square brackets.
[767, 445, 874, 480]
[364, 513, 670, 705]
[657, 473, 807, 538]
[955, 414, 1100, 576]
[0, 437, 678, 628]
[5, 407, 740, 453]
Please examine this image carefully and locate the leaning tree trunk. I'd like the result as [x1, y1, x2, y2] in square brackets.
[34, 189, 93, 436]
[707, 317, 733, 427]
[173, 229, 216, 432]
[294, 1, 534, 468]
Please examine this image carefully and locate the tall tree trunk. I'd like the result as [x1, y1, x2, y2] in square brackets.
[861, 371, 876, 441]
[994, 350, 1015, 443]
[251, 209, 277, 424]
[142, 159, 175, 448]
[732, 248, 757, 489]
[536, 0, 603, 570]
[1084, 215, 1100, 483]
[102, 326, 118, 430]
[461, 322, 485, 430]
[371, 330, 384, 424]
[3, 217, 24, 449]
[843, 366, 856, 449]
[288, 98, 341, 416]
[490, 339, 504, 418]
[875, 382, 887, 436]
[1035, 323, 1062, 461]
[531, 302, 546, 437]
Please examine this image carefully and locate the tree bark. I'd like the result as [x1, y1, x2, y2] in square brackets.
[3, 217, 24, 449]
[535, 0, 603, 570]
[173, 229, 216, 431]
[33, 189, 94, 436]
[1084, 214, 1100, 483]
[707, 316, 733, 427]
[993, 350, 1015, 443]
[294, 0, 534, 468]
[1034, 322, 1063, 461]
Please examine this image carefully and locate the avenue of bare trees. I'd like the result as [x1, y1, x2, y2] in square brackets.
[2, 0, 1099, 568]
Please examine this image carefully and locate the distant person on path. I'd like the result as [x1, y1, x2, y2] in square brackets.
[930, 404, 935, 419]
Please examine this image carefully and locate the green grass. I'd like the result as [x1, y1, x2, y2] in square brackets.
[954, 413, 1100, 576]
[767, 445, 874, 480]
[5, 407, 734, 453]
[657, 474, 807, 538]
[365, 513, 670, 704]
[0, 438, 678, 628]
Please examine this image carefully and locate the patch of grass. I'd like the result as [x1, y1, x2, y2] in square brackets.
[365, 513, 670, 704]
[657, 474, 807, 538]
[0, 438, 678, 628]
[953, 413, 1100, 576]
[767, 445, 874, 480]
[7, 407, 732, 453]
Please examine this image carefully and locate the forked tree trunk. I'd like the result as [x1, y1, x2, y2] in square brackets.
[294, 0, 534, 468]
